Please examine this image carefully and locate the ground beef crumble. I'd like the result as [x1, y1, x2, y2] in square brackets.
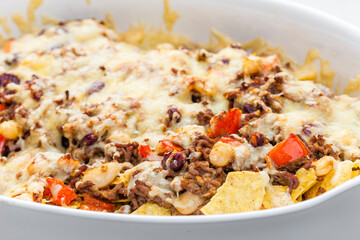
[308, 134, 340, 160]
[105, 142, 141, 165]
[196, 109, 214, 126]
[277, 156, 313, 174]
[181, 161, 226, 198]
[128, 180, 173, 210]
[270, 171, 299, 192]
[76, 180, 128, 203]
[182, 135, 215, 162]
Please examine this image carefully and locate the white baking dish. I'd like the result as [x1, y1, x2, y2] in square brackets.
[1, 0, 360, 239]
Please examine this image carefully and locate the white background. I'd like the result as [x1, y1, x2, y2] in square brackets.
[291, 0, 360, 27]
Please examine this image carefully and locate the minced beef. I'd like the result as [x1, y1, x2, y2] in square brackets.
[68, 145, 104, 163]
[181, 161, 226, 198]
[277, 157, 312, 174]
[182, 135, 215, 162]
[76, 180, 101, 198]
[24, 77, 44, 101]
[263, 75, 283, 94]
[66, 165, 88, 188]
[196, 109, 214, 126]
[308, 135, 340, 160]
[76, 180, 128, 203]
[128, 180, 173, 210]
[100, 183, 128, 202]
[105, 142, 141, 165]
[270, 171, 299, 192]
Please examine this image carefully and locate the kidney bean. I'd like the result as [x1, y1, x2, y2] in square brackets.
[81, 133, 98, 147]
[242, 104, 255, 113]
[250, 132, 267, 147]
[161, 151, 185, 171]
[0, 73, 20, 87]
[169, 152, 186, 171]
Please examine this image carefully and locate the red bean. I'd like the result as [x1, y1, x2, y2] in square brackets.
[161, 151, 185, 171]
[169, 152, 186, 171]
[0, 73, 20, 87]
[81, 133, 98, 147]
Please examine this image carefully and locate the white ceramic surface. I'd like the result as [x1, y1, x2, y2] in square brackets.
[1, 0, 360, 239]
[290, 0, 360, 27]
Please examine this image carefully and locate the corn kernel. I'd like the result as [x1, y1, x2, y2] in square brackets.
[0, 120, 20, 140]
[242, 58, 260, 76]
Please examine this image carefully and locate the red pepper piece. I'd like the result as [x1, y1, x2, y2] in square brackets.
[0, 136, 5, 154]
[139, 144, 152, 158]
[218, 137, 242, 147]
[157, 140, 183, 153]
[80, 194, 115, 212]
[46, 178, 78, 206]
[0, 104, 7, 111]
[208, 108, 242, 138]
[266, 134, 310, 167]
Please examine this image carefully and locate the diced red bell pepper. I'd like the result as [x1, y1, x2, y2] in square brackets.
[80, 194, 115, 212]
[46, 178, 78, 206]
[208, 108, 242, 138]
[157, 140, 183, 154]
[218, 137, 242, 147]
[0, 104, 7, 111]
[262, 55, 279, 72]
[43, 186, 51, 200]
[0, 136, 5, 154]
[139, 144, 152, 158]
[3, 40, 14, 53]
[266, 134, 310, 167]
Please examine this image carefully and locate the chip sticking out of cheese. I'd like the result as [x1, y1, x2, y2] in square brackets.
[131, 203, 171, 216]
[111, 174, 130, 187]
[304, 160, 354, 199]
[351, 160, 360, 179]
[111, 167, 138, 188]
[263, 185, 292, 209]
[201, 171, 267, 215]
[291, 168, 317, 201]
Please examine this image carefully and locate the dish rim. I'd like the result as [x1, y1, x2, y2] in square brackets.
[1, 0, 360, 224]
[1, 174, 360, 223]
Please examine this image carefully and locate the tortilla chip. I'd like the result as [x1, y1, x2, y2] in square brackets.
[201, 171, 267, 215]
[291, 168, 317, 201]
[351, 160, 360, 179]
[263, 185, 292, 209]
[114, 199, 131, 203]
[304, 160, 354, 199]
[66, 200, 81, 209]
[111, 169, 135, 187]
[131, 203, 171, 216]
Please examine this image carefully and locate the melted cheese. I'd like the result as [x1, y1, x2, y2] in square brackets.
[0, 17, 359, 212]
